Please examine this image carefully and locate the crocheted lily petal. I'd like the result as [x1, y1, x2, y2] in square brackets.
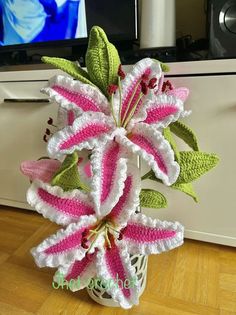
[167, 87, 189, 102]
[27, 180, 95, 226]
[41, 75, 111, 115]
[113, 58, 162, 124]
[20, 159, 61, 183]
[107, 164, 141, 227]
[96, 240, 139, 309]
[55, 252, 96, 291]
[116, 123, 180, 186]
[47, 112, 115, 159]
[57, 106, 79, 130]
[121, 213, 184, 255]
[143, 94, 184, 129]
[31, 215, 97, 268]
[90, 140, 128, 217]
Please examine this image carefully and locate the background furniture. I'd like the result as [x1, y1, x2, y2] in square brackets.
[0, 59, 235, 246]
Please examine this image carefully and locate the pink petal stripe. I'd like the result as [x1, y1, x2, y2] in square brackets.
[60, 124, 112, 150]
[123, 223, 176, 243]
[44, 228, 85, 254]
[52, 85, 101, 112]
[84, 162, 92, 178]
[121, 68, 151, 121]
[144, 105, 178, 124]
[38, 188, 94, 217]
[168, 87, 189, 102]
[105, 241, 131, 298]
[101, 142, 120, 203]
[68, 110, 76, 126]
[65, 254, 95, 281]
[108, 176, 132, 220]
[20, 159, 61, 183]
[129, 134, 168, 174]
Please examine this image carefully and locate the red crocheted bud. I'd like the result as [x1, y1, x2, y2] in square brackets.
[47, 117, 53, 125]
[162, 80, 174, 92]
[45, 128, 51, 135]
[118, 64, 126, 79]
[107, 84, 118, 95]
[140, 81, 148, 95]
[81, 238, 89, 249]
[141, 73, 150, 82]
[148, 77, 157, 89]
[43, 135, 48, 143]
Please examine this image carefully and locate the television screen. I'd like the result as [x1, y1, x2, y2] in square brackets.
[0, 0, 137, 48]
[0, 0, 87, 46]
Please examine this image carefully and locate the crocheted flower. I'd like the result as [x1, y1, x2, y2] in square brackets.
[42, 58, 188, 194]
[27, 164, 184, 309]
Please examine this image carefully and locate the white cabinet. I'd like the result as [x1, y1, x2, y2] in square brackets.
[0, 61, 235, 246]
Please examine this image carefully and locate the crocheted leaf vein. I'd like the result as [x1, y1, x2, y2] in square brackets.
[140, 189, 167, 209]
[41, 56, 94, 86]
[170, 121, 199, 151]
[51, 152, 89, 192]
[177, 151, 219, 184]
[85, 26, 120, 97]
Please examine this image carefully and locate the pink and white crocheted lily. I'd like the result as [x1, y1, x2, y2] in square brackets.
[27, 164, 184, 309]
[42, 58, 188, 191]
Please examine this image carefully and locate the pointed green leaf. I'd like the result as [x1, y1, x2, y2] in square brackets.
[85, 26, 120, 97]
[170, 121, 199, 151]
[51, 153, 89, 192]
[140, 189, 167, 209]
[160, 62, 170, 72]
[171, 182, 198, 202]
[41, 56, 94, 86]
[163, 127, 180, 162]
[177, 151, 219, 184]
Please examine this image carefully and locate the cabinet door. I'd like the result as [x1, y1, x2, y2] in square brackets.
[0, 81, 57, 209]
[141, 75, 236, 246]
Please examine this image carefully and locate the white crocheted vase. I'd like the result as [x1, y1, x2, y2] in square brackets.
[86, 254, 148, 307]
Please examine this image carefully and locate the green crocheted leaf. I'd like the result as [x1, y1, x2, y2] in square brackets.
[152, 59, 170, 72]
[41, 56, 94, 86]
[177, 151, 219, 184]
[171, 182, 198, 202]
[140, 189, 167, 209]
[170, 121, 199, 151]
[163, 127, 180, 162]
[51, 153, 89, 192]
[85, 26, 120, 97]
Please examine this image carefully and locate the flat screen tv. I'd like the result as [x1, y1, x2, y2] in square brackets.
[0, 0, 138, 51]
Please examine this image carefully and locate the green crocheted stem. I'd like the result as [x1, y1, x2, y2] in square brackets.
[51, 153, 90, 192]
[170, 121, 199, 151]
[163, 127, 180, 162]
[140, 189, 167, 209]
[176, 151, 219, 184]
[171, 182, 198, 202]
[41, 56, 94, 86]
[85, 26, 120, 97]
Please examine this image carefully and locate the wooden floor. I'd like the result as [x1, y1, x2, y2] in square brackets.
[0, 207, 235, 315]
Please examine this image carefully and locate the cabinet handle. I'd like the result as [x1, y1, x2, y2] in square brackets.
[3, 98, 49, 103]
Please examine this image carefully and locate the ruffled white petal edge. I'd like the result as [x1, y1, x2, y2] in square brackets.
[27, 180, 95, 226]
[31, 215, 97, 268]
[113, 58, 162, 119]
[117, 123, 180, 186]
[144, 93, 184, 129]
[90, 141, 128, 218]
[41, 75, 111, 116]
[47, 111, 116, 159]
[96, 242, 140, 309]
[57, 106, 81, 130]
[123, 213, 184, 255]
[109, 163, 141, 228]
[55, 257, 96, 291]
